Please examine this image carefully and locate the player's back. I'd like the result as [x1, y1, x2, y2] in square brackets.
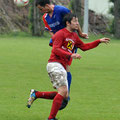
[43, 5, 70, 33]
[48, 28, 78, 69]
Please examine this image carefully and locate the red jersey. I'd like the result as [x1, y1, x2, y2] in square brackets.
[48, 28, 101, 69]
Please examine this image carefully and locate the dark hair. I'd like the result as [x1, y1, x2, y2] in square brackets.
[63, 13, 77, 27]
[35, 0, 50, 7]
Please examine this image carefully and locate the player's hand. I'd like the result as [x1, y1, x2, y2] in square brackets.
[79, 33, 89, 39]
[100, 38, 110, 44]
[71, 53, 82, 60]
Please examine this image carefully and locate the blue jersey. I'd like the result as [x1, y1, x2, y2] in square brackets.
[43, 5, 70, 34]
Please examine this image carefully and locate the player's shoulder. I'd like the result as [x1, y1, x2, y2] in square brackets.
[54, 5, 69, 11]
[54, 5, 67, 9]
[73, 32, 82, 41]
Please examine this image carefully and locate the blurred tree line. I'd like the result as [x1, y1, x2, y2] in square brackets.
[29, 0, 120, 39]
[109, 0, 120, 38]
[29, 0, 82, 36]
[29, 0, 44, 36]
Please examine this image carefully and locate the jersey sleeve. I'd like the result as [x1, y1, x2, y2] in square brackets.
[52, 31, 72, 58]
[42, 13, 52, 31]
[75, 34, 101, 51]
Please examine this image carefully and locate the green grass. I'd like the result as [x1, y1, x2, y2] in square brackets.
[0, 34, 120, 120]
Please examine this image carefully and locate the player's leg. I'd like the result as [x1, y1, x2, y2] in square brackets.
[66, 65, 72, 94]
[48, 86, 68, 119]
[67, 71, 72, 93]
[59, 65, 72, 110]
[27, 90, 57, 108]
[47, 62, 68, 119]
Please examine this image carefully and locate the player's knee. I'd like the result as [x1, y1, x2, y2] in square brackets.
[58, 85, 68, 98]
[65, 92, 69, 98]
[66, 65, 70, 72]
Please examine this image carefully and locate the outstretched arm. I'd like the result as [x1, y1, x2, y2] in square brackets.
[70, 38, 110, 60]
[76, 36, 110, 51]
[77, 23, 88, 39]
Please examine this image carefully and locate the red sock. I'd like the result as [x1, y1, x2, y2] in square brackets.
[48, 94, 64, 119]
[35, 91, 57, 99]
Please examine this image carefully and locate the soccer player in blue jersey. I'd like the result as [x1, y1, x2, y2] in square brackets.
[27, 0, 88, 110]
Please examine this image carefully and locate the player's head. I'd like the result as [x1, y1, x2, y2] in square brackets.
[35, 0, 50, 7]
[35, 0, 52, 13]
[63, 13, 79, 31]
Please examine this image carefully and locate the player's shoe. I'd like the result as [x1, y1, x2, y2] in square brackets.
[47, 118, 58, 120]
[27, 89, 36, 108]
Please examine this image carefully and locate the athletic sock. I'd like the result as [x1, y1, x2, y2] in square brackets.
[35, 91, 57, 99]
[67, 72, 72, 93]
[48, 94, 64, 119]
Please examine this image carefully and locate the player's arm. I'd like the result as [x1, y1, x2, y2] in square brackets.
[43, 14, 54, 46]
[52, 32, 72, 58]
[74, 17, 88, 39]
[75, 35, 110, 51]
[48, 31, 54, 37]
[70, 38, 110, 60]
[77, 23, 88, 39]
[43, 14, 53, 34]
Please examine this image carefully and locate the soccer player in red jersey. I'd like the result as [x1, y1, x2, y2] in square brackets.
[27, 13, 110, 120]
[28, 0, 88, 110]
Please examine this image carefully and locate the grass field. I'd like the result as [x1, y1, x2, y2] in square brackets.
[0, 33, 120, 120]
